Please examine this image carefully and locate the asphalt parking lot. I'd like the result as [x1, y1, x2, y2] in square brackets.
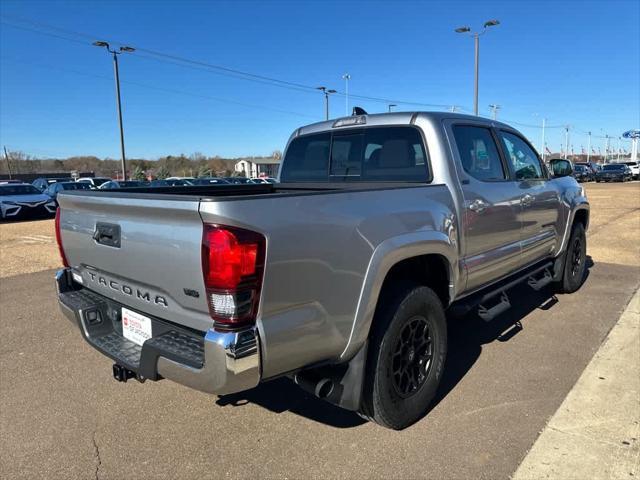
[1, 181, 639, 479]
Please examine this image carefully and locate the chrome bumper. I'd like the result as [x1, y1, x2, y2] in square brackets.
[56, 268, 261, 395]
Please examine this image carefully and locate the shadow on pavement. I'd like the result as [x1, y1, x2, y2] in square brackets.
[217, 259, 594, 429]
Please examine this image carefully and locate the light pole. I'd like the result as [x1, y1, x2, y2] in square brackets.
[564, 126, 570, 160]
[541, 118, 546, 161]
[316, 86, 336, 120]
[488, 103, 501, 120]
[455, 19, 500, 116]
[93, 41, 135, 181]
[587, 131, 591, 162]
[388, 104, 397, 112]
[342, 73, 351, 116]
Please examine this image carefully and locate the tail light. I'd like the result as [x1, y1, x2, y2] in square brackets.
[54, 208, 69, 268]
[202, 224, 265, 329]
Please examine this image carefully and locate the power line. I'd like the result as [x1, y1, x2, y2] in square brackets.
[0, 55, 316, 119]
[0, 14, 460, 109]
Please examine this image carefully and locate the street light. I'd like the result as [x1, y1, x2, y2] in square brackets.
[316, 86, 337, 120]
[342, 73, 351, 115]
[455, 19, 500, 116]
[488, 103, 501, 120]
[388, 104, 397, 112]
[93, 40, 135, 180]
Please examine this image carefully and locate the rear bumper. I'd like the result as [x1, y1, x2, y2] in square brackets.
[56, 268, 261, 395]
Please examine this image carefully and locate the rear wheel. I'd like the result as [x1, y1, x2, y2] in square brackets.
[558, 222, 587, 293]
[360, 285, 447, 430]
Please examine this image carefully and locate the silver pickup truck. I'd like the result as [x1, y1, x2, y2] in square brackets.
[55, 112, 589, 429]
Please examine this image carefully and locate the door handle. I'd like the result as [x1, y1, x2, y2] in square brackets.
[469, 199, 488, 213]
[521, 194, 534, 207]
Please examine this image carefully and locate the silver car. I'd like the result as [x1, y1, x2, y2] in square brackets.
[0, 183, 57, 220]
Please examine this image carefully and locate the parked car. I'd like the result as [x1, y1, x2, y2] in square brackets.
[150, 179, 194, 187]
[251, 177, 278, 184]
[44, 181, 93, 202]
[595, 163, 633, 182]
[189, 177, 231, 186]
[166, 177, 196, 183]
[99, 180, 150, 189]
[572, 164, 593, 182]
[223, 177, 255, 184]
[623, 161, 639, 179]
[76, 177, 112, 188]
[32, 177, 68, 192]
[0, 183, 57, 219]
[54, 112, 589, 430]
[574, 161, 600, 176]
[0, 179, 24, 184]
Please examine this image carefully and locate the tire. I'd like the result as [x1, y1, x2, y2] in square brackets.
[558, 222, 587, 293]
[360, 285, 447, 430]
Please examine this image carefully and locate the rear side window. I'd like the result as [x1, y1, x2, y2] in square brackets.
[280, 127, 429, 182]
[452, 125, 506, 181]
[280, 133, 331, 182]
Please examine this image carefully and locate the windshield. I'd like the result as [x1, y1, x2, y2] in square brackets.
[624, 162, 638, 167]
[0, 184, 42, 196]
[603, 164, 625, 171]
[575, 165, 586, 172]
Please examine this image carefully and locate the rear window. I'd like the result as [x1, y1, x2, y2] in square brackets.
[280, 127, 429, 182]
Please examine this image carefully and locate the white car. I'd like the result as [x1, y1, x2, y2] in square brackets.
[76, 177, 112, 188]
[623, 161, 639, 179]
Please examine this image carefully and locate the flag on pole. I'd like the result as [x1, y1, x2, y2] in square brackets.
[581, 146, 585, 154]
[545, 146, 552, 155]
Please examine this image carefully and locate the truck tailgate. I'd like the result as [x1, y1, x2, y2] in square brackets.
[57, 193, 213, 332]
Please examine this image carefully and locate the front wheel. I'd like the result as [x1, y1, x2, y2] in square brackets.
[360, 285, 447, 430]
[558, 222, 587, 293]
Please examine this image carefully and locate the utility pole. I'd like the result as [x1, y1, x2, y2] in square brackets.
[617, 136, 621, 161]
[564, 126, 570, 160]
[342, 74, 351, 116]
[587, 131, 591, 162]
[604, 135, 610, 163]
[489, 104, 501, 120]
[93, 41, 135, 181]
[3, 146, 12, 179]
[541, 118, 546, 162]
[455, 20, 500, 116]
[316, 86, 336, 120]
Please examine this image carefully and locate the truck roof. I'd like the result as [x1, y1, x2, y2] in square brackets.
[295, 111, 513, 137]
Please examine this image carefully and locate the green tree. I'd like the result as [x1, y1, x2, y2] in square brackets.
[131, 165, 146, 181]
[155, 164, 170, 179]
[197, 164, 211, 178]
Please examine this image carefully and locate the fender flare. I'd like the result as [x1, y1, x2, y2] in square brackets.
[339, 230, 458, 361]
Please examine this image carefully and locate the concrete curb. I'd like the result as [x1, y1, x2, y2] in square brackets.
[512, 289, 640, 479]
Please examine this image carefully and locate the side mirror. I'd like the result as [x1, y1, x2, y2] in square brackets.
[549, 159, 573, 177]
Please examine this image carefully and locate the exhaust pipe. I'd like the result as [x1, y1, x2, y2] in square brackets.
[294, 371, 335, 399]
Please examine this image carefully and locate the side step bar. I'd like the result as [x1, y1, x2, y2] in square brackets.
[451, 261, 555, 322]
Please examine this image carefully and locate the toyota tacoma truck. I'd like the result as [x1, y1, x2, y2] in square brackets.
[55, 112, 589, 429]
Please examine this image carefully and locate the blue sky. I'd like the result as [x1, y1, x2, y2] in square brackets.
[1, 0, 638, 159]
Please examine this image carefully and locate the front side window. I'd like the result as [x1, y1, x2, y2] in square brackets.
[280, 127, 429, 182]
[452, 125, 506, 181]
[499, 131, 545, 180]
